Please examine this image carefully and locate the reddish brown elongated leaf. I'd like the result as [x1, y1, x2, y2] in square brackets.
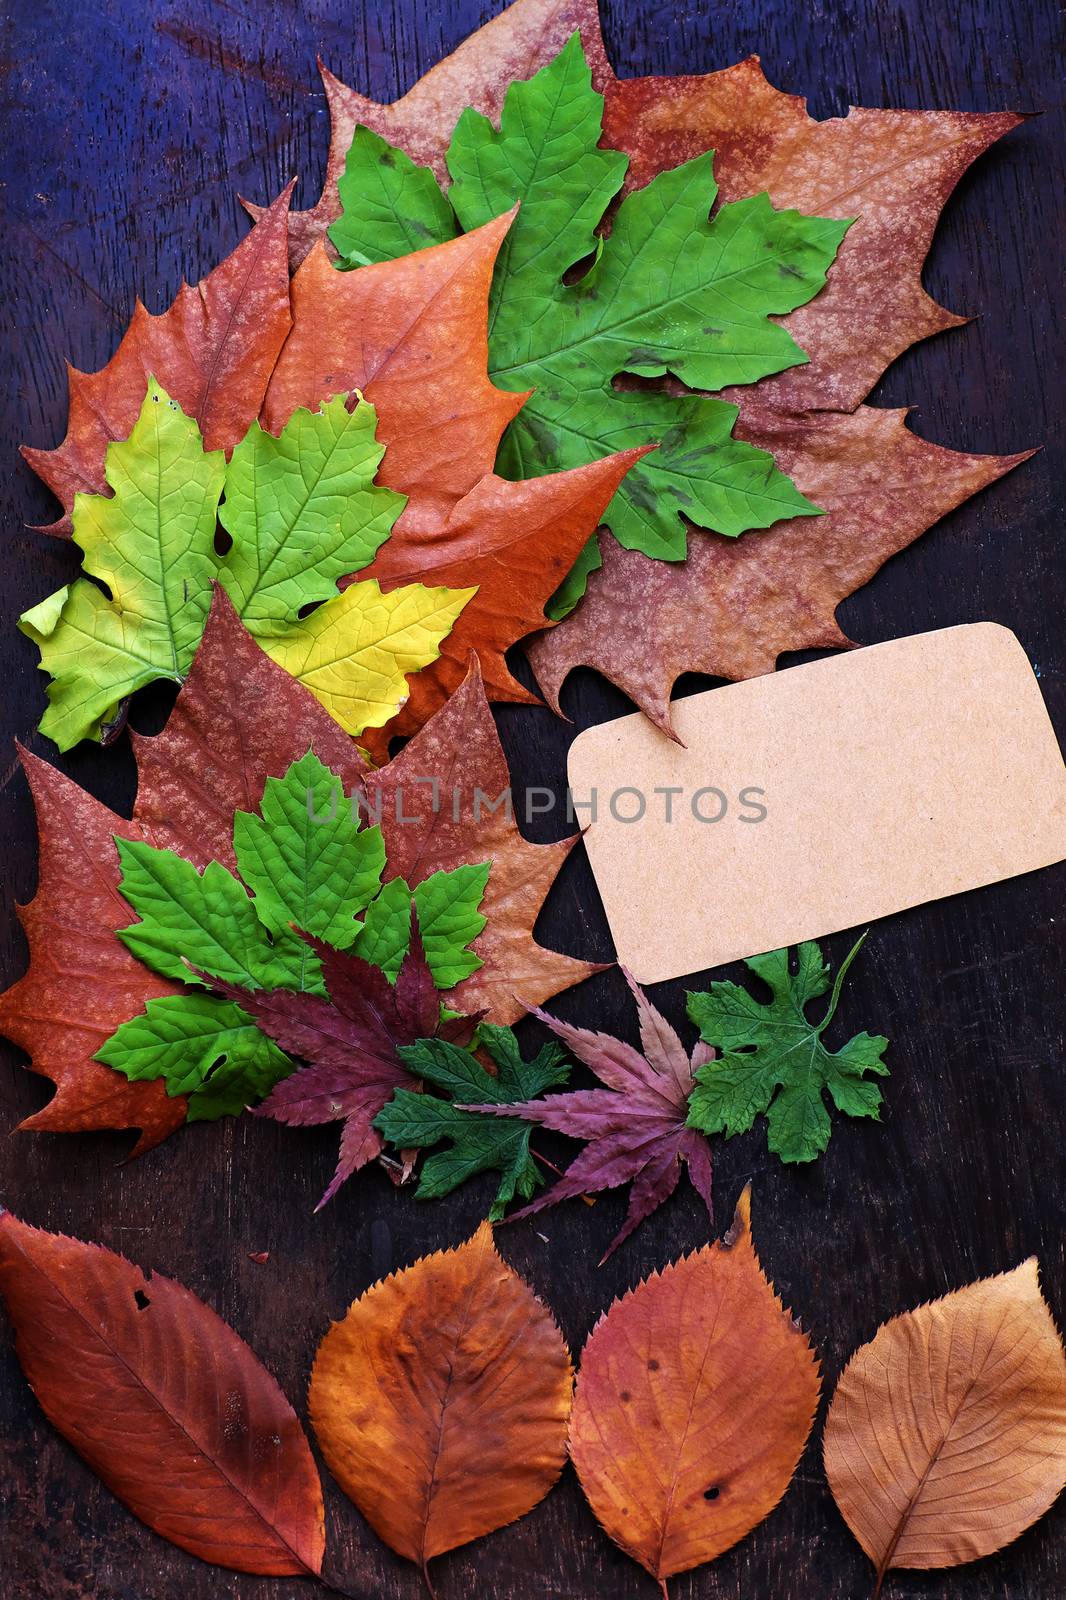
[0, 750, 185, 1152]
[824, 1259, 1066, 1594]
[357, 445, 647, 747]
[248, 0, 611, 267]
[308, 1222, 572, 1582]
[23, 186, 294, 535]
[203, 914, 480, 1208]
[131, 585, 367, 873]
[466, 968, 714, 1260]
[370, 656, 605, 1022]
[529, 411, 1032, 732]
[261, 216, 524, 525]
[570, 1187, 819, 1591]
[0, 1211, 324, 1577]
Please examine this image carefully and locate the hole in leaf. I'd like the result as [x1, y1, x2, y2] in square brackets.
[703, 1485, 721, 1502]
[133, 1289, 151, 1311]
[214, 524, 233, 557]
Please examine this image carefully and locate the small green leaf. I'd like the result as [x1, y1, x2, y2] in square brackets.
[356, 863, 490, 986]
[375, 1027, 570, 1217]
[233, 750, 385, 985]
[95, 992, 293, 1121]
[686, 936, 889, 1164]
[217, 394, 403, 632]
[331, 125, 459, 265]
[114, 838, 310, 993]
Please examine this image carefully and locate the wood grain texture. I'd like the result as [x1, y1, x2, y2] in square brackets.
[0, 1, 1063, 1597]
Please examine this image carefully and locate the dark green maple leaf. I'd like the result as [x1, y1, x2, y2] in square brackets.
[685, 935, 889, 1163]
[374, 1024, 570, 1218]
[329, 33, 850, 609]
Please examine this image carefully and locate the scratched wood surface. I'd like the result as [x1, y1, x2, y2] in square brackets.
[1, 0, 1063, 1596]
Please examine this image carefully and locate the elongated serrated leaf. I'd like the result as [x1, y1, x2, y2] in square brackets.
[96, 992, 293, 1121]
[355, 863, 490, 986]
[261, 578, 474, 737]
[218, 395, 403, 630]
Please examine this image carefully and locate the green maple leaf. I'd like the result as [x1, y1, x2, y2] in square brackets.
[329, 34, 850, 609]
[20, 386, 467, 748]
[685, 935, 889, 1164]
[375, 1024, 570, 1217]
[104, 751, 490, 1118]
[354, 863, 490, 987]
[95, 994, 292, 1122]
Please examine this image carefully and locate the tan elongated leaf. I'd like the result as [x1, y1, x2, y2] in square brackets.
[0, 1211, 324, 1577]
[308, 1222, 572, 1582]
[824, 1259, 1066, 1594]
[569, 1187, 819, 1591]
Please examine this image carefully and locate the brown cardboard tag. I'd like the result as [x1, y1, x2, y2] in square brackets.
[566, 625, 1066, 983]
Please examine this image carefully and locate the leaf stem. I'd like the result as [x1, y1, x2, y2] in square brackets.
[421, 1557, 439, 1599]
[820, 929, 868, 1031]
[531, 1146, 595, 1205]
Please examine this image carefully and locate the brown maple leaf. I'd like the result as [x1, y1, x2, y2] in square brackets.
[274, 0, 1029, 731]
[1, 596, 596, 1147]
[528, 408, 1032, 731]
[23, 185, 295, 536]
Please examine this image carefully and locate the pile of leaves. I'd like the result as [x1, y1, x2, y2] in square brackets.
[4, 1197, 1066, 1596]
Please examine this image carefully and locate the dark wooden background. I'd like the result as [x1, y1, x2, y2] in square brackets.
[1, 0, 1063, 1595]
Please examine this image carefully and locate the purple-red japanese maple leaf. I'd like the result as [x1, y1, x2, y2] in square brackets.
[465, 970, 714, 1261]
[198, 910, 478, 1208]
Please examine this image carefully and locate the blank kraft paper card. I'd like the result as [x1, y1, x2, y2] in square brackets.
[567, 625, 1066, 984]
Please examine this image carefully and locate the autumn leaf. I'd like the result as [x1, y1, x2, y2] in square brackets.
[283, 0, 1028, 727]
[824, 1259, 1066, 1596]
[24, 184, 295, 534]
[0, 1211, 325, 1577]
[375, 1024, 571, 1218]
[21, 385, 471, 749]
[686, 936, 889, 1165]
[466, 968, 714, 1260]
[308, 1222, 572, 1586]
[202, 915, 482, 1208]
[367, 653, 605, 1022]
[570, 1186, 819, 1592]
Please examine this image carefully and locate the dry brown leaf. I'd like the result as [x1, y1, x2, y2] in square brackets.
[824, 1258, 1066, 1596]
[569, 1186, 819, 1592]
[308, 1221, 572, 1586]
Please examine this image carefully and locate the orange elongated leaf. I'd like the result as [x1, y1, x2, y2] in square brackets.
[0, 1211, 325, 1577]
[529, 410, 1032, 732]
[371, 655, 604, 1022]
[250, 0, 611, 267]
[260, 215, 524, 526]
[569, 1187, 819, 1592]
[309, 1222, 571, 1583]
[23, 186, 294, 535]
[824, 1259, 1066, 1595]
